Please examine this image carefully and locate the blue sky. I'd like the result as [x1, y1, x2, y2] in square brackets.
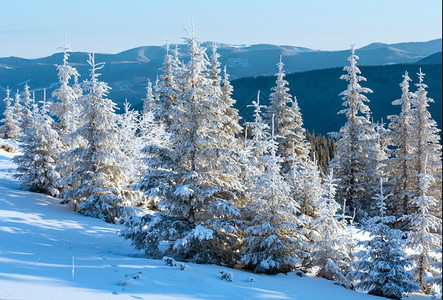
[1, 0, 441, 58]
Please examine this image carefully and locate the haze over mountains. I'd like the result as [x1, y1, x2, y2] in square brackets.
[0, 38, 441, 135]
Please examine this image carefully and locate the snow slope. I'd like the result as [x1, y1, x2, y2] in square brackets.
[0, 147, 433, 299]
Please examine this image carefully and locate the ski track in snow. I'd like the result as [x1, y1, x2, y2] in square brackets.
[0, 148, 434, 300]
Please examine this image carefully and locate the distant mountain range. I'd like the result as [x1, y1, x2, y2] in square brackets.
[0, 39, 441, 135]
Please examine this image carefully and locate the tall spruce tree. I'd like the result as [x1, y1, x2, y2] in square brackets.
[387, 72, 417, 221]
[409, 69, 442, 217]
[153, 43, 180, 127]
[241, 116, 306, 274]
[51, 41, 82, 136]
[266, 56, 310, 172]
[330, 46, 379, 218]
[122, 32, 244, 265]
[60, 54, 132, 223]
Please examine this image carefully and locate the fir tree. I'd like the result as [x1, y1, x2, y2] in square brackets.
[20, 84, 34, 131]
[245, 91, 270, 174]
[349, 180, 419, 299]
[404, 156, 442, 294]
[13, 90, 24, 133]
[241, 116, 306, 274]
[266, 56, 310, 172]
[387, 71, 417, 220]
[14, 99, 62, 196]
[330, 46, 379, 218]
[122, 32, 244, 265]
[286, 149, 322, 270]
[60, 54, 132, 223]
[409, 69, 442, 217]
[153, 42, 180, 127]
[0, 88, 21, 139]
[310, 169, 351, 284]
[51, 40, 82, 136]
[143, 79, 155, 114]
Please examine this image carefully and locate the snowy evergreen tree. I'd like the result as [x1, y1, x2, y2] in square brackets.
[404, 157, 442, 294]
[143, 79, 155, 114]
[116, 101, 144, 183]
[0, 88, 21, 139]
[330, 46, 379, 218]
[20, 84, 34, 131]
[287, 151, 322, 246]
[220, 67, 243, 140]
[122, 32, 244, 265]
[349, 180, 419, 299]
[12, 90, 24, 133]
[245, 91, 270, 174]
[14, 99, 62, 196]
[266, 56, 310, 172]
[153, 43, 181, 127]
[387, 71, 417, 220]
[241, 116, 306, 274]
[409, 69, 442, 217]
[59, 54, 133, 223]
[310, 169, 351, 284]
[51, 41, 82, 136]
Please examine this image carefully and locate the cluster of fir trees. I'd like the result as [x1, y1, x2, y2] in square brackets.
[1, 36, 441, 298]
[330, 46, 442, 297]
[2, 43, 166, 223]
[119, 38, 441, 298]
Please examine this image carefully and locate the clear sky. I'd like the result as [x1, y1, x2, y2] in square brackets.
[1, 0, 441, 58]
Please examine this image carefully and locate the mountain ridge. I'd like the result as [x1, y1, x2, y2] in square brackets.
[0, 39, 441, 137]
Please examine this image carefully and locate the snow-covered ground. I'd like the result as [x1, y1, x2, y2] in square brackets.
[0, 146, 434, 299]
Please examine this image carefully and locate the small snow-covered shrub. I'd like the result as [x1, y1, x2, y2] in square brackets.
[220, 270, 234, 282]
[163, 256, 189, 271]
[163, 256, 177, 266]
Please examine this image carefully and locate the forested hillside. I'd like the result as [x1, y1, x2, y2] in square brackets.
[232, 63, 442, 136]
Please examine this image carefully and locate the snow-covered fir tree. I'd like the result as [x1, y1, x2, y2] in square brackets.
[116, 101, 144, 185]
[12, 90, 24, 131]
[241, 116, 306, 274]
[310, 169, 351, 285]
[404, 156, 442, 294]
[285, 150, 322, 270]
[409, 69, 442, 217]
[330, 46, 379, 219]
[59, 54, 133, 223]
[0, 88, 21, 139]
[14, 99, 62, 196]
[266, 56, 310, 172]
[122, 32, 244, 265]
[245, 91, 270, 174]
[20, 84, 34, 131]
[349, 179, 419, 299]
[374, 118, 390, 178]
[220, 66, 242, 141]
[387, 71, 417, 220]
[143, 79, 155, 114]
[208, 44, 243, 156]
[153, 43, 181, 127]
[51, 41, 82, 136]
